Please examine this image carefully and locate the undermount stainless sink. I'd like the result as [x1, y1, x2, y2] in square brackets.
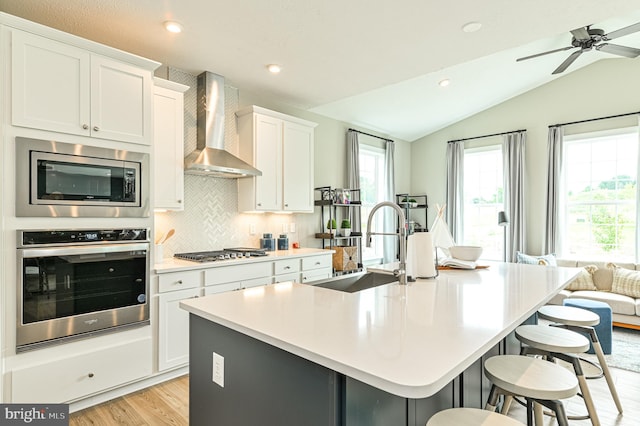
[312, 271, 397, 293]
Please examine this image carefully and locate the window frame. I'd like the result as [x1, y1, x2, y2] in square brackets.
[462, 144, 504, 261]
[359, 143, 386, 264]
[560, 126, 640, 261]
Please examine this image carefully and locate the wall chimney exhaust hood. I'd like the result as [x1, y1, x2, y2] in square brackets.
[184, 71, 261, 178]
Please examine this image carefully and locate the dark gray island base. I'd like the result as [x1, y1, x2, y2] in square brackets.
[188, 314, 525, 426]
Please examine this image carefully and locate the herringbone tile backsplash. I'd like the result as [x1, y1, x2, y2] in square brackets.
[154, 68, 318, 257]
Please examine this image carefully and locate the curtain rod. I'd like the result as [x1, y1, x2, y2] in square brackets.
[448, 129, 526, 143]
[549, 111, 640, 128]
[348, 128, 393, 143]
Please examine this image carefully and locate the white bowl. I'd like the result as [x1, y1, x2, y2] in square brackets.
[449, 246, 483, 261]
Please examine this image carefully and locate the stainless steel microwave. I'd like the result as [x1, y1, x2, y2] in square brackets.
[16, 137, 149, 217]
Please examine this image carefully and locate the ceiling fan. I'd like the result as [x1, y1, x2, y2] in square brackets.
[517, 21, 640, 74]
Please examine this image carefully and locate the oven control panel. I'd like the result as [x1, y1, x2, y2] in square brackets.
[18, 228, 149, 246]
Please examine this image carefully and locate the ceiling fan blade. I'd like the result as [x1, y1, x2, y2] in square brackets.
[597, 43, 640, 58]
[516, 45, 575, 62]
[571, 27, 591, 41]
[552, 50, 584, 74]
[605, 22, 640, 40]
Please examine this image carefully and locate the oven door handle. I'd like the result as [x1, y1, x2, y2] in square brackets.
[18, 242, 149, 258]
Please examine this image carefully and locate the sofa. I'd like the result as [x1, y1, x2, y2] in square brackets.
[548, 259, 640, 330]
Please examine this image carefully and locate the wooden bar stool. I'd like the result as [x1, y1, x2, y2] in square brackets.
[427, 408, 523, 425]
[484, 355, 578, 426]
[538, 305, 623, 414]
[515, 324, 600, 426]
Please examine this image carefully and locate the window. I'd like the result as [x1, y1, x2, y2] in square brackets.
[359, 144, 385, 263]
[463, 146, 504, 260]
[561, 127, 639, 261]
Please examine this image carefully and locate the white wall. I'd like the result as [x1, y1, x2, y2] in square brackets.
[154, 67, 411, 257]
[410, 58, 640, 254]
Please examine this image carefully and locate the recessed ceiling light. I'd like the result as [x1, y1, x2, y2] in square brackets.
[267, 64, 282, 74]
[439, 79, 450, 87]
[462, 22, 482, 33]
[164, 21, 183, 33]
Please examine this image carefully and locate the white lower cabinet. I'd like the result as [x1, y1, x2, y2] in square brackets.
[274, 258, 301, 283]
[12, 337, 151, 403]
[157, 287, 200, 371]
[301, 254, 333, 283]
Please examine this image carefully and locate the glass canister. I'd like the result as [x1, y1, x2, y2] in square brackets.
[260, 233, 276, 251]
[277, 234, 289, 250]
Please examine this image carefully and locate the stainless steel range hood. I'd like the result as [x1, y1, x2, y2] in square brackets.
[184, 71, 261, 178]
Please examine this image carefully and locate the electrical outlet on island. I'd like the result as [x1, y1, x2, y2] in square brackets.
[213, 352, 224, 387]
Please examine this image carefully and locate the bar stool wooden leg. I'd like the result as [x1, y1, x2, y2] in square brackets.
[533, 402, 543, 426]
[560, 323, 623, 414]
[591, 333, 623, 413]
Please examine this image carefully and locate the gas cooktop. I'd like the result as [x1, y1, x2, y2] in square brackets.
[174, 248, 267, 263]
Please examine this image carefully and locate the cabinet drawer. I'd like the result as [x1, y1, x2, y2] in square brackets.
[302, 255, 332, 271]
[158, 270, 201, 293]
[274, 258, 300, 275]
[204, 262, 271, 286]
[302, 269, 332, 283]
[274, 272, 300, 284]
[12, 337, 151, 403]
[204, 282, 241, 296]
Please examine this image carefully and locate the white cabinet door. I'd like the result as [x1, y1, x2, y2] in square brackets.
[11, 29, 152, 145]
[153, 81, 187, 210]
[91, 55, 152, 145]
[158, 287, 199, 371]
[12, 337, 151, 403]
[11, 29, 91, 136]
[237, 106, 316, 213]
[283, 121, 314, 212]
[254, 113, 282, 211]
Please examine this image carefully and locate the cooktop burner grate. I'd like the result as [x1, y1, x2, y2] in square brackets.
[174, 248, 267, 263]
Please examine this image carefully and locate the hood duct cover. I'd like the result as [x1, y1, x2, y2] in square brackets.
[184, 71, 261, 178]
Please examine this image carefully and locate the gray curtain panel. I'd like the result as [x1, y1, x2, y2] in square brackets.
[544, 126, 564, 254]
[383, 141, 396, 263]
[503, 132, 527, 262]
[346, 130, 361, 233]
[446, 141, 464, 243]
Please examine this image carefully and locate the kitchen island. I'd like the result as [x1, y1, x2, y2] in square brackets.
[180, 262, 579, 425]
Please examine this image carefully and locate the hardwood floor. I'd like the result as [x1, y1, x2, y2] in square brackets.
[70, 367, 639, 425]
[69, 375, 188, 426]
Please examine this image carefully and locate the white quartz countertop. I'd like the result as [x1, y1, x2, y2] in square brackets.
[180, 262, 579, 399]
[154, 248, 332, 273]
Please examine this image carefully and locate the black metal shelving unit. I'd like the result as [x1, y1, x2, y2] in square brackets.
[395, 193, 428, 233]
[314, 186, 363, 276]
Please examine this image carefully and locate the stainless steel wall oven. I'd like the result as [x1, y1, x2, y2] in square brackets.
[17, 229, 150, 351]
[15, 137, 150, 217]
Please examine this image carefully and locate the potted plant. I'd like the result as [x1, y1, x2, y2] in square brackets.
[409, 198, 418, 208]
[327, 218, 337, 236]
[340, 219, 351, 237]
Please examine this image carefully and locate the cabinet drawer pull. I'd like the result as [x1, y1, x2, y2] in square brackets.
[284, 203, 289, 207]
[108, 267, 115, 273]
[178, 199, 182, 203]
[88, 373, 95, 378]
[284, 266, 291, 270]
[315, 261, 321, 265]
[93, 125, 100, 131]
[82, 124, 89, 130]
[176, 280, 183, 285]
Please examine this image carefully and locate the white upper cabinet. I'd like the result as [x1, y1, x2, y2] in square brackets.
[11, 28, 154, 145]
[153, 78, 189, 210]
[237, 106, 317, 213]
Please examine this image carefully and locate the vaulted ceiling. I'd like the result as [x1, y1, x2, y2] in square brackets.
[2, 0, 640, 141]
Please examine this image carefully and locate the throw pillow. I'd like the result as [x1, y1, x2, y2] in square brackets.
[566, 265, 598, 291]
[611, 265, 640, 298]
[516, 251, 557, 266]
